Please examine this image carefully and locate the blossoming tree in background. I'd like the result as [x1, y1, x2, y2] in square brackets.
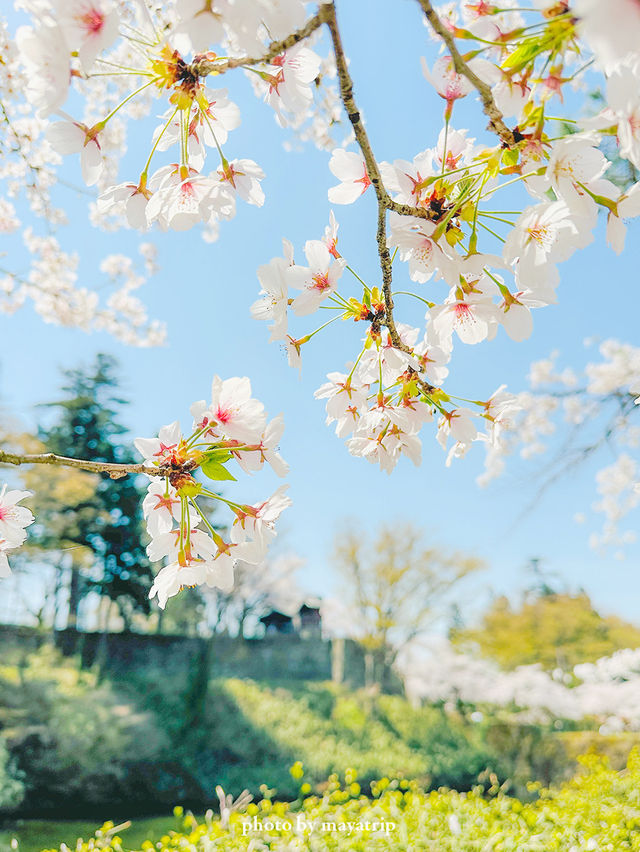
[1, 0, 640, 602]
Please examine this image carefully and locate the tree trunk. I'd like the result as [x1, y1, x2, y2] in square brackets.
[66, 563, 81, 631]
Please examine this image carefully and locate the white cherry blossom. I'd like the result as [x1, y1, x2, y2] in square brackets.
[53, 0, 119, 69]
[46, 120, 104, 186]
[327, 149, 370, 204]
[289, 239, 346, 316]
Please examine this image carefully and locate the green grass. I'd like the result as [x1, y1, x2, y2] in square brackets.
[0, 816, 179, 852]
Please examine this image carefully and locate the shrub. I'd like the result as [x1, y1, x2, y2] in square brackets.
[34, 750, 640, 851]
[0, 647, 172, 814]
[0, 739, 24, 813]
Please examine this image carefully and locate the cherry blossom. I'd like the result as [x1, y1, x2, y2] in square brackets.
[46, 120, 104, 186]
[97, 182, 150, 230]
[142, 481, 187, 538]
[262, 45, 322, 125]
[217, 158, 265, 208]
[231, 415, 290, 479]
[191, 376, 267, 443]
[544, 136, 608, 216]
[229, 486, 292, 562]
[135, 421, 183, 466]
[289, 239, 346, 316]
[149, 557, 234, 610]
[16, 24, 70, 116]
[54, 0, 119, 70]
[315, 372, 369, 438]
[605, 60, 640, 170]
[327, 149, 370, 204]
[0, 486, 35, 579]
[503, 201, 590, 292]
[133, 379, 290, 608]
[387, 214, 454, 284]
[251, 241, 295, 342]
[5, 0, 640, 568]
[421, 55, 473, 108]
[172, 0, 229, 53]
[430, 296, 497, 346]
[574, 0, 640, 72]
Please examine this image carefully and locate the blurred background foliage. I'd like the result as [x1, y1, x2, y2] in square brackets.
[1, 356, 640, 851]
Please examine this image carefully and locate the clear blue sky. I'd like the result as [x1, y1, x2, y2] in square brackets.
[2, 0, 639, 627]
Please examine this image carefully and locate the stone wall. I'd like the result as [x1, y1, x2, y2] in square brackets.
[0, 623, 367, 687]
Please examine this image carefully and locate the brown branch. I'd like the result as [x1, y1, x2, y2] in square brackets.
[323, 2, 435, 396]
[0, 450, 166, 480]
[416, 0, 516, 148]
[197, 2, 439, 396]
[192, 10, 327, 76]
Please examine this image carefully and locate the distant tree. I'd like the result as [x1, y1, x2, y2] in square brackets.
[154, 586, 206, 637]
[332, 523, 481, 690]
[452, 592, 640, 672]
[185, 554, 304, 638]
[25, 354, 153, 629]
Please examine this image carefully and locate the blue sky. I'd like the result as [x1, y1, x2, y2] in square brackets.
[2, 0, 640, 627]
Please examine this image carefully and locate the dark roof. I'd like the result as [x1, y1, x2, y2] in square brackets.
[259, 610, 293, 626]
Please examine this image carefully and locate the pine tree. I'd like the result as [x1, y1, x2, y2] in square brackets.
[32, 354, 152, 629]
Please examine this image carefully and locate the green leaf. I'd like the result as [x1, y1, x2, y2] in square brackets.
[502, 148, 519, 168]
[201, 459, 237, 481]
[502, 39, 542, 72]
[204, 448, 232, 464]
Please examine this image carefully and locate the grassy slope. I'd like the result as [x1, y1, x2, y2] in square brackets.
[1, 817, 175, 852]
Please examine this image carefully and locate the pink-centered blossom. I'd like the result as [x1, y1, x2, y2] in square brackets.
[191, 376, 266, 443]
[232, 415, 290, 478]
[230, 485, 292, 562]
[289, 239, 346, 316]
[53, 0, 119, 69]
[46, 119, 104, 186]
[263, 44, 321, 124]
[142, 480, 196, 538]
[327, 149, 371, 204]
[422, 55, 474, 104]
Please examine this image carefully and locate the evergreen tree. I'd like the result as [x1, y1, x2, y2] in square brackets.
[31, 354, 152, 629]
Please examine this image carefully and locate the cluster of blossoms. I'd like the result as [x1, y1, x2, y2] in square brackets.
[135, 376, 290, 608]
[253, 209, 525, 473]
[0, 485, 34, 578]
[13, 0, 334, 238]
[0, 13, 164, 345]
[401, 640, 640, 734]
[476, 341, 640, 553]
[247, 0, 640, 479]
[4, 0, 640, 554]
[0, 235, 166, 344]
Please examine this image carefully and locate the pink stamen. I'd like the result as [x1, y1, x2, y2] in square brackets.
[80, 6, 105, 36]
[311, 272, 331, 292]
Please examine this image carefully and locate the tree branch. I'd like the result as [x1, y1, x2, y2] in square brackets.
[416, 0, 516, 148]
[196, 3, 443, 397]
[192, 10, 327, 76]
[0, 450, 166, 480]
[323, 2, 436, 396]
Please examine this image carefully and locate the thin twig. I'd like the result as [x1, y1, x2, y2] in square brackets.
[416, 0, 516, 148]
[0, 450, 166, 480]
